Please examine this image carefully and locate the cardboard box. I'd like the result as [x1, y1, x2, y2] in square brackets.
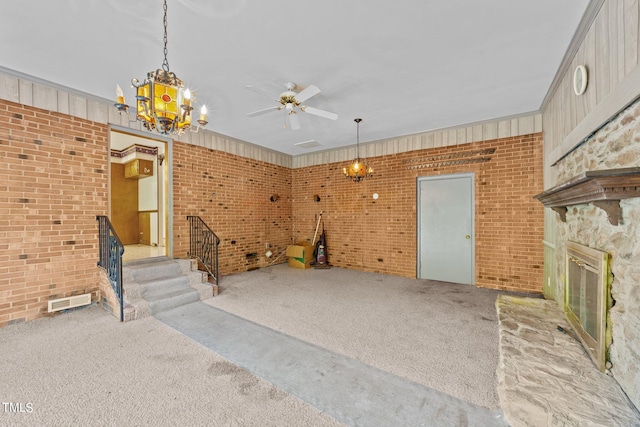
[286, 242, 315, 269]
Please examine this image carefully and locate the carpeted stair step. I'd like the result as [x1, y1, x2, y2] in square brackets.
[140, 276, 191, 299]
[126, 260, 183, 283]
[121, 258, 214, 320]
[139, 275, 201, 315]
[146, 287, 201, 315]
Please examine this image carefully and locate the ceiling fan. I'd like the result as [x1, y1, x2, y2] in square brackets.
[245, 82, 338, 130]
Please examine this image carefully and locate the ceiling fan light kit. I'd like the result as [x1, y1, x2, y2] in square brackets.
[246, 81, 338, 129]
[343, 118, 373, 183]
[114, 0, 208, 136]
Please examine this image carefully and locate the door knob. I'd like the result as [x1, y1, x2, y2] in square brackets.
[465, 235, 471, 239]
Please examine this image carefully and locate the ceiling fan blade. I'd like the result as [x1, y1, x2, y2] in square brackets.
[246, 106, 280, 117]
[302, 106, 338, 120]
[288, 112, 301, 130]
[295, 84, 321, 103]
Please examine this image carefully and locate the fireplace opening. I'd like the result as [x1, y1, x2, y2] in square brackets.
[565, 241, 611, 372]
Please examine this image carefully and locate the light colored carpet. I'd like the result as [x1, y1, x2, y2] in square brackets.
[207, 264, 508, 409]
[0, 305, 343, 427]
[1, 264, 515, 425]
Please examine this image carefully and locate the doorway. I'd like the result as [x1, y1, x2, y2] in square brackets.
[417, 173, 474, 285]
[109, 130, 170, 262]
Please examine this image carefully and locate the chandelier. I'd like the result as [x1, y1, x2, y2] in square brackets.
[343, 118, 373, 182]
[114, 0, 207, 136]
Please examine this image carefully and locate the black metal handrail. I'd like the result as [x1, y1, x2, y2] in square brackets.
[96, 215, 124, 321]
[187, 216, 220, 285]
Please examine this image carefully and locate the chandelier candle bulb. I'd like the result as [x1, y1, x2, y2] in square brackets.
[183, 89, 192, 107]
[116, 84, 125, 105]
[199, 105, 207, 122]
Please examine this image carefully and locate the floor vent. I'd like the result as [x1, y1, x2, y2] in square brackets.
[48, 294, 92, 313]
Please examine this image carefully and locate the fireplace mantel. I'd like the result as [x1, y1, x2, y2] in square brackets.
[534, 167, 640, 225]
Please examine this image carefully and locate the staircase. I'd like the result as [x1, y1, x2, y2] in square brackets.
[122, 257, 212, 321]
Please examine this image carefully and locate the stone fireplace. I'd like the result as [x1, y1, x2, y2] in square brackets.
[544, 99, 640, 410]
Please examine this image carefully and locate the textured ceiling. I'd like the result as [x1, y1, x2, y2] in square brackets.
[0, 0, 590, 155]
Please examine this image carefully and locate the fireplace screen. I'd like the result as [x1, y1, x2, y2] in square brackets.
[565, 241, 610, 372]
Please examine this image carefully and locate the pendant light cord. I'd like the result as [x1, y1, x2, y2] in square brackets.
[355, 118, 362, 159]
[162, 0, 170, 73]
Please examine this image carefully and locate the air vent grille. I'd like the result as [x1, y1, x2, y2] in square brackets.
[47, 294, 92, 313]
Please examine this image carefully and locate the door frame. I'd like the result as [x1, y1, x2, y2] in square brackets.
[108, 125, 174, 258]
[416, 172, 475, 284]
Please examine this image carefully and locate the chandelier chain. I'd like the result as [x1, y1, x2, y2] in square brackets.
[162, 0, 170, 73]
[356, 120, 360, 159]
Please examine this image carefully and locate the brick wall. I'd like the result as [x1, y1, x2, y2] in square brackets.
[172, 142, 293, 275]
[0, 97, 544, 327]
[0, 100, 109, 327]
[292, 134, 544, 293]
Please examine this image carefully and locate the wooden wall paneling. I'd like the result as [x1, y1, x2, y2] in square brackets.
[576, 32, 588, 122]
[433, 131, 443, 148]
[457, 129, 467, 145]
[547, 83, 556, 151]
[570, 55, 580, 131]
[585, 27, 598, 112]
[472, 124, 483, 141]
[609, 0, 620, 88]
[87, 99, 109, 124]
[624, 0, 639, 76]
[440, 132, 450, 147]
[549, 62, 640, 167]
[638, 0, 640, 65]
[424, 132, 435, 150]
[107, 104, 120, 126]
[562, 72, 572, 145]
[0, 73, 19, 102]
[68, 94, 87, 119]
[519, 116, 535, 134]
[18, 79, 33, 106]
[57, 91, 70, 116]
[139, 212, 151, 245]
[617, 0, 627, 82]
[497, 119, 510, 138]
[555, 89, 561, 144]
[110, 163, 139, 245]
[596, 3, 612, 102]
[510, 117, 519, 136]
[556, 94, 563, 150]
[32, 83, 57, 111]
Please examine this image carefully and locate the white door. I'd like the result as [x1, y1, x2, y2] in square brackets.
[417, 173, 474, 285]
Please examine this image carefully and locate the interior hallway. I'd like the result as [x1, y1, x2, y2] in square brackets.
[122, 244, 164, 263]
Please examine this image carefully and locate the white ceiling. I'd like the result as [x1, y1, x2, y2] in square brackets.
[1, 0, 590, 155]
